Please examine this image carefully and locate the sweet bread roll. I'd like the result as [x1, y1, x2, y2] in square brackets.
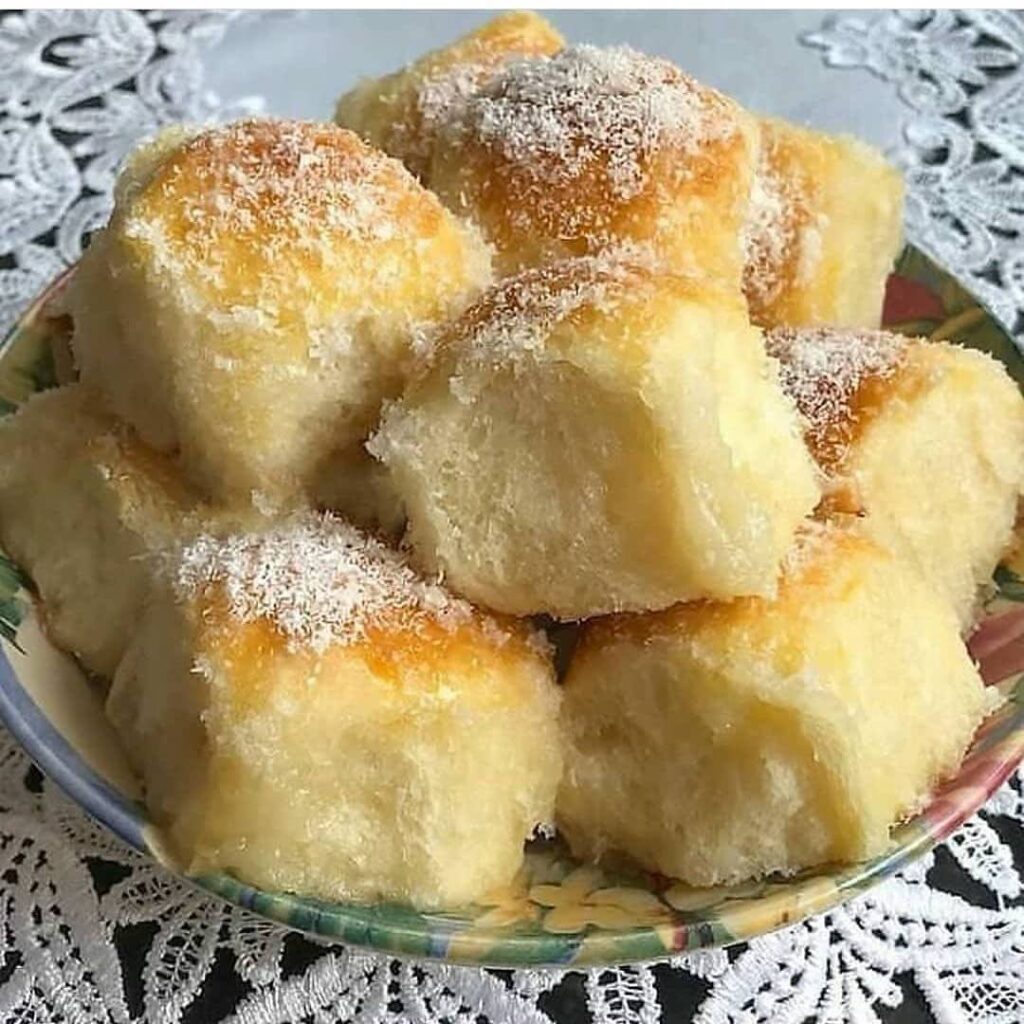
[335, 11, 564, 178]
[769, 327, 1024, 623]
[743, 118, 904, 329]
[0, 386, 196, 677]
[427, 45, 759, 280]
[107, 514, 561, 909]
[371, 256, 820, 617]
[70, 119, 491, 509]
[558, 524, 992, 886]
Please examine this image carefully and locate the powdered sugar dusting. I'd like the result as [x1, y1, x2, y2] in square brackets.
[445, 45, 739, 202]
[767, 327, 908, 470]
[174, 513, 479, 653]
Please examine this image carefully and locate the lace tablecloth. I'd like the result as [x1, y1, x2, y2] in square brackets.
[0, 10, 1022, 1024]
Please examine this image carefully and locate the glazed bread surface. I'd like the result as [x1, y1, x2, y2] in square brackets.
[558, 524, 992, 886]
[371, 256, 819, 617]
[107, 514, 561, 909]
[70, 119, 491, 510]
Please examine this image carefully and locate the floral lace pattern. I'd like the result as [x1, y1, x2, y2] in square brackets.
[0, 8, 1022, 1023]
[804, 10, 1024, 340]
[0, 10, 260, 339]
[0, 728, 1021, 1024]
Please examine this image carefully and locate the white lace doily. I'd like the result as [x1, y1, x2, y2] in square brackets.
[0, 10, 1022, 1023]
[805, 10, 1024, 341]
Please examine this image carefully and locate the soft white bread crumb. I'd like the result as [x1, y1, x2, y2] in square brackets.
[335, 11, 564, 178]
[107, 514, 561, 910]
[371, 256, 820, 618]
[0, 385, 196, 677]
[70, 118, 491, 509]
[769, 327, 1024, 624]
[558, 524, 993, 886]
[743, 118, 904, 329]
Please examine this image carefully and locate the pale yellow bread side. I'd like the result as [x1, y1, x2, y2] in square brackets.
[70, 119, 491, 510]
[427, 45, 759, 283]
[371, 256, 820, 617]
[107, 515, 561, 910]
[335, 11, 564, 178]
[0, 385, 196, 677]
[768, 327, 1024, 624]
[744, 118, 904, 329]
[558, 525, 992, 886]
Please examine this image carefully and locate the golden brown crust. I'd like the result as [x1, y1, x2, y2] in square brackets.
[199, 596, 543, 715]
[428, 252, 741, 369]
[764, 327, 928, 480]
[174, 514, 548, 673]
[130, 119, 455, 318]
[573, 523, 868, 655]
[428, 45, 758, 279]
[742, 118, 904, 329]
[335, 11, 564, 177]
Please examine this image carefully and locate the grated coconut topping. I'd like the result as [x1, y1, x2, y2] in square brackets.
[443, 45, 739, 202]
[369, 61, 496, 172]
[174, 514, 477, 653]
[741, 138, 829, 315]
[445, 249, 660, 366]
[417, 62, 494, 138]
[742, 165, 793, 308]
[767, 327, 908, 470]
[130, 119, 426, 272]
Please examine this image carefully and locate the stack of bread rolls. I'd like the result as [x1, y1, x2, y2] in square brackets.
[0, 11, 1020, 909]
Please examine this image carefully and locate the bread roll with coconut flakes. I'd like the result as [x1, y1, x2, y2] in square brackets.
[558, 524, 991, 886]
[107, 514, 561, 909]
[427, 44, 759, 283]
[768, 326, 1024, 624]
[743, 118, 904, 329]
[70, 118, 491, 511]
[371, 256, 819, 618]
[335, 11, 564, 178]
